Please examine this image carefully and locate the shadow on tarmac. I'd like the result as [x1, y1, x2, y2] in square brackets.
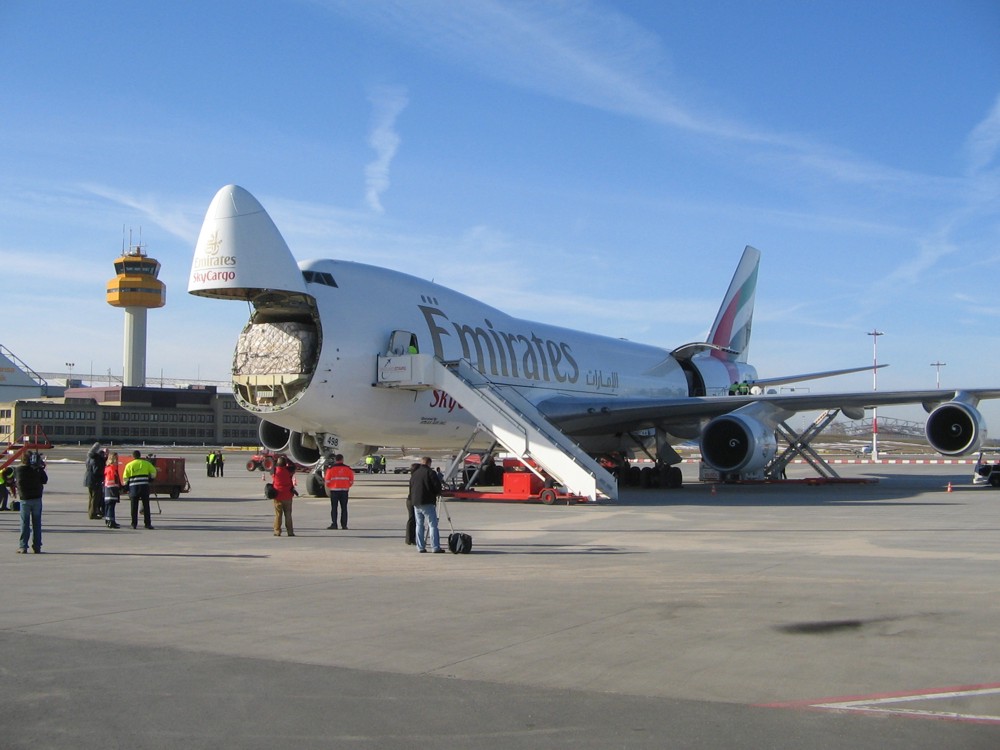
[18, 551, 268, 559]
[610, 472, 973, 507]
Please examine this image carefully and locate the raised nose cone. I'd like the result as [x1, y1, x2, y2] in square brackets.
[188, 184, 308, 300]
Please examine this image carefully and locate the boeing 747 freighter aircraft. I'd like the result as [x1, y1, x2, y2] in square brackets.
[188, 185, 1000, 500]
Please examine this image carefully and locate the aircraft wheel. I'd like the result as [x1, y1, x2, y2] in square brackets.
[539, 488, 558, 505]
[664, 466, 683, 489]
[305, 472, 325, 497]
[627, 466, 641, 487]
[639, 466, 653, 488]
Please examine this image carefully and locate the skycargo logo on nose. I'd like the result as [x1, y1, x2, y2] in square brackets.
[191, 268, 236, 283]
[419, 305, 579, 384]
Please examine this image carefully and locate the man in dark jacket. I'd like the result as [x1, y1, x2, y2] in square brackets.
[84, 442, 107, 520]
[408, 457, 444, 553]
[16, 452, 48, 553]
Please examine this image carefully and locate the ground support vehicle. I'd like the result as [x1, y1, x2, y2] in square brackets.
[973, 450, 1000, 487]
[443, 468, 590, 505]
[246, 452, 276, 472]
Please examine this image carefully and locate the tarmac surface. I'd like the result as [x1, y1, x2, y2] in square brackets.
[2, 451, 999, 748]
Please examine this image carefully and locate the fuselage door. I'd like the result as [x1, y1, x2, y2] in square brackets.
[387, 330, 419, 355]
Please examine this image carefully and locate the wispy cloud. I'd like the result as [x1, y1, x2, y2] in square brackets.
[324, 0, 770, 144]
[321, 0, 941, 189]
[80, 183, 200, 241]
[364, 85, 409, 213]
[965, 93, 1000, 175]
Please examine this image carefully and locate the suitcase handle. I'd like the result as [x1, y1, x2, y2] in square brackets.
[438, 495, 456, 535]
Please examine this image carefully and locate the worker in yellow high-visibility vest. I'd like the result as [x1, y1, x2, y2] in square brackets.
[123, 450, 158, 530]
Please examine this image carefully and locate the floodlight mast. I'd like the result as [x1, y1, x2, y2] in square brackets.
[930, 361, 946, 389]
[868, 330, 884, 461]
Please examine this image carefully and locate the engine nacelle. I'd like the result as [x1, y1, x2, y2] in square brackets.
[287, 430, 321, 466]
[925, 401, 986, 456]
[259, 420, 291, 452]
[701, 413, 777, 476]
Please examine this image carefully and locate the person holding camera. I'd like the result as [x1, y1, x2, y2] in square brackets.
[271, 456, 296, 537]
[16, 452, 48, 554]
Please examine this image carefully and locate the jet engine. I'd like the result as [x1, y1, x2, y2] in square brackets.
[925, 400, 986, 456]
[700, 413, 777, 477]
[287, 430, 321, 466]
[259, 420, 291, 452]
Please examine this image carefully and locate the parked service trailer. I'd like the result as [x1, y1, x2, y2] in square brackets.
[117, 455, 191, 499]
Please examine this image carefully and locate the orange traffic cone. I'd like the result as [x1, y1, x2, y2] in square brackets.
[946, 482, 953, 493]
[711, 483, 717, 495]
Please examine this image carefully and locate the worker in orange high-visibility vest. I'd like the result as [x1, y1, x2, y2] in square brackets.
[323, 454, 355, 530]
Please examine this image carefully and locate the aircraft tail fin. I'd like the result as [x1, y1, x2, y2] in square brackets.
[707, 245, 760, 363]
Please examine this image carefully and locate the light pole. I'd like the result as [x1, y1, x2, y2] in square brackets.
[65, 361, 75, 386]
[867, 330, 883, 461]
[930, 361, 946, 389]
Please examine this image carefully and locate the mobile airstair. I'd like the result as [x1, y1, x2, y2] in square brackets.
[1, 424, 52, 472]
[376, 353, 617, 501]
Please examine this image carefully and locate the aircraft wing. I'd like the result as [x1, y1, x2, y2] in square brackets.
[536, 388, 1000, 436]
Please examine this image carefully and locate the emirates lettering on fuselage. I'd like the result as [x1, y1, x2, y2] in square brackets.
[419, 305, 579, 384]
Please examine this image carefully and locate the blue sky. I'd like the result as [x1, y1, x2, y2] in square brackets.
[2, 1, 999, 425]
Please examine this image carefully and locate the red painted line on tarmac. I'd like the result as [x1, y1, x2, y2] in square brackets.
[760, 683, 1000, 724]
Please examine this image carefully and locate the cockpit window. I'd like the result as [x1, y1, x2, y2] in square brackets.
[302, 271, 338, 287]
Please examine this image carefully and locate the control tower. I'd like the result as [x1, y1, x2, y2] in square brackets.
[106, 244, 166, 387]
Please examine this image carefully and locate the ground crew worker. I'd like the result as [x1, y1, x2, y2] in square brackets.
[102, 452, 123, 528]
[123, 450, 157, 529]
[0, 466, 9, 511]
[364, 455, 374, 474]
[324, 454, 355, 530]
[380, 455, 387, 474]
[206, 451, 216, 477]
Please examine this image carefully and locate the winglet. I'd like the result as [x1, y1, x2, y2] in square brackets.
[707, 245, 760, 362]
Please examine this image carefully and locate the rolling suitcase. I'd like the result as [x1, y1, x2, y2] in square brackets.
[440, 496, 472, 554]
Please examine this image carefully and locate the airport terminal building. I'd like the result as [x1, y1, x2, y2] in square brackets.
[0, 345, 259, 448]
[0, 385, 260, 447]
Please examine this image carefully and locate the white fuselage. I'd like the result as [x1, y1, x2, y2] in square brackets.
[189, 184, 757, 464]
[258, 259, 693, 451]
